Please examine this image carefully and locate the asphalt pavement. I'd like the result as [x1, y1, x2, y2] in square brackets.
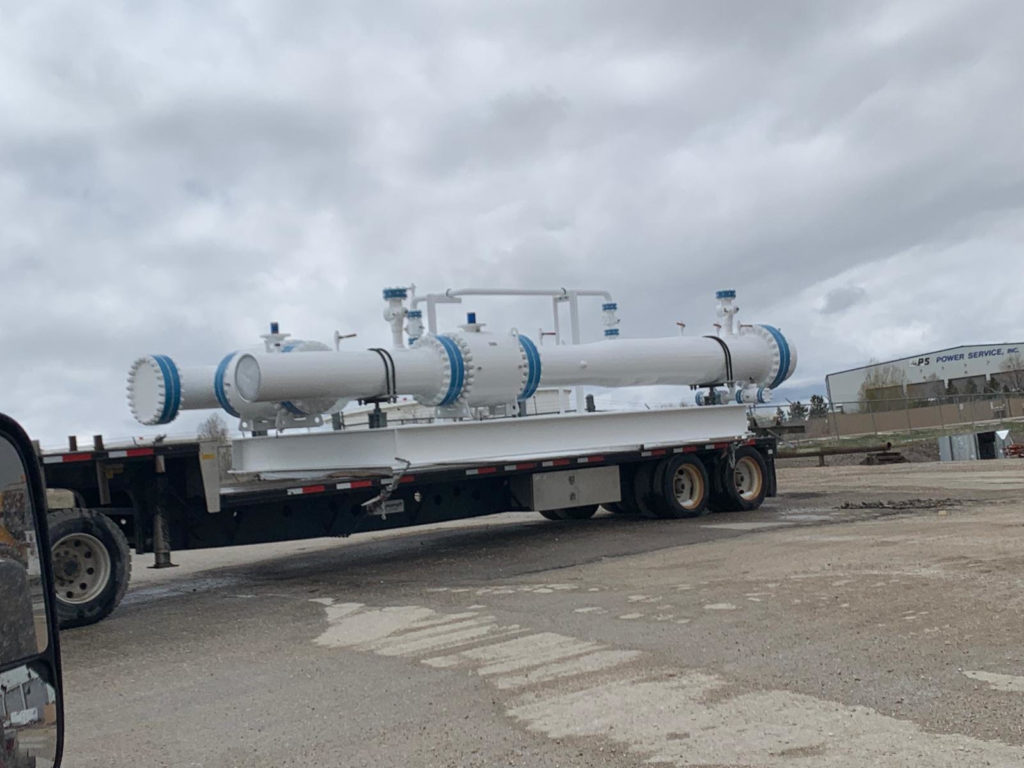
[59, 460, 1024, 767]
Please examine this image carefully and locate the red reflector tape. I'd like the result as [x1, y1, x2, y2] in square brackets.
[47, 453, 93, 464]
[577, 455, 605, 464]
[336, 480, 375, 490]
[287, 484, 326, 496]
[108, 447, 157, 459]
[399, 475, 416, 484]
[466, 466, 496, 476]
[682, 445, 699, 453]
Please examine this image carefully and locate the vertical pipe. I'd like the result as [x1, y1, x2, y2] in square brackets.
[568, 292, 583, 412]
[427, 298, 438, 336]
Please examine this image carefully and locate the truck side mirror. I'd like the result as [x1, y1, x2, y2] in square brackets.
[0, 413, 63, 767]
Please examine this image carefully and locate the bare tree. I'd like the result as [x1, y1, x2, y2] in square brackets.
[999, 353, 1024, 392]
[197, 413, 230, 442]
[857, 363, 906, 412]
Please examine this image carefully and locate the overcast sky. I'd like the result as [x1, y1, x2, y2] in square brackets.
[2, 1, 1023, 446]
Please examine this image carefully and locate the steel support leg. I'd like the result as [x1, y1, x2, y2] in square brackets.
[149, 466, 177, 569]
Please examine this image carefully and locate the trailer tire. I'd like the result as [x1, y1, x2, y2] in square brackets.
[48, 508, 131, 629]
[615, 467, 643, 517]
[560, 504, 599, 520]
[540, 504, 598, 521]
[653, 455, 709, 518]
[631, 462, 661, 519]
[708, 447, 768, 513]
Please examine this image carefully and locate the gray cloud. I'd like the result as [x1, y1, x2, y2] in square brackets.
[817, 285, 868, 315]
[1, 1, 1023, 442]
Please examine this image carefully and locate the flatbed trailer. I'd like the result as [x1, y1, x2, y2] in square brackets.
[39, 407, 777, 628]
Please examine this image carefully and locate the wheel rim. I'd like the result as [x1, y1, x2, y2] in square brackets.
[733, 456, 763, 501]
[52, 532, 112, 604]
[672, 464, 704, 510]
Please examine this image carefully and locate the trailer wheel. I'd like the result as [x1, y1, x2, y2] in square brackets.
[48, 508, 131, 629]
[614, 467, 643, 517]
[560, 504, 598, 520]
[631, 462, 661, 519]
[539, 504, 598, 521]
[709, 447, 768, 512]
[653, 455, 709, 518]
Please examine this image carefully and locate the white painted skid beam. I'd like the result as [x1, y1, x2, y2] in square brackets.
[230, 405, 750, 474]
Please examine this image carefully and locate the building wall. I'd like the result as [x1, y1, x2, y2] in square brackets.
[827, 343, 1024, 411]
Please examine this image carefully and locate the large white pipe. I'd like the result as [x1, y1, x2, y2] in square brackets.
[234, 346, 446, 404]
[127, 339, 343, 427]
[537, 334, 772, 388]
[128, 291, 796, 427]
[233, 323, 796, 410]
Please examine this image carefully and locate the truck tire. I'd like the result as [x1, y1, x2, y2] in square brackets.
[708, 447, 768, 513]
[614, 467, 643, 517]
[631, 462, 661, 519]
[559, 504, 599, 520]
[539, 504, 598, 521]
[48, 508, 131, 629]
[652, 454, 709, 518]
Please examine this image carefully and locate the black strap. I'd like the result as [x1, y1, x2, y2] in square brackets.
[368, 348, 398, 402]
[703, 335, 734, 384]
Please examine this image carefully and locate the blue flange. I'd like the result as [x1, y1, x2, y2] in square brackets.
[150, 354, 182, 424]
[214, 353, 241, 418]
[759, 325, 792, 390]
[436, 335, 466, 406]
[518, 335, 542, 401]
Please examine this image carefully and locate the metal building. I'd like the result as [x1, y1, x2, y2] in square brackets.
[826, 343, 1024, 412]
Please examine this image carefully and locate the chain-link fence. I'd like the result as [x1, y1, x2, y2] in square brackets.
[752, 392, 1024, 442]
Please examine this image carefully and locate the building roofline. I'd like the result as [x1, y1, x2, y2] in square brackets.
[826, 342, 1024, 380]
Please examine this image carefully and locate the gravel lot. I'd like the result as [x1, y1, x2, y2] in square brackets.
[60, 459, 1024, 767]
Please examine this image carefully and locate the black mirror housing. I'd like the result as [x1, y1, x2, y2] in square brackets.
[0, 413, 64, 767]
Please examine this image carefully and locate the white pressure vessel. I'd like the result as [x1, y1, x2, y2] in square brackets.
[127, 339, 342, 426]
[232, 324, 796, 410]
